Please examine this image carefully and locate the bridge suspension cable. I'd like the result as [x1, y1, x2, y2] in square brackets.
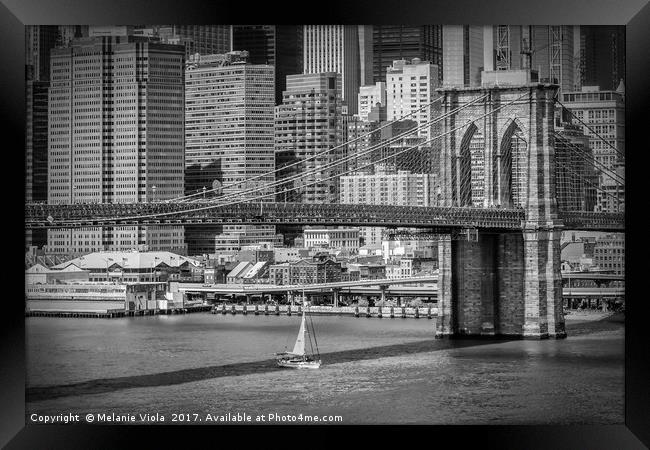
[168, 95, 447, 203]
[553, 133, 625, 186]
[50, 92, 530, 224]
[175, 94, 490, 207]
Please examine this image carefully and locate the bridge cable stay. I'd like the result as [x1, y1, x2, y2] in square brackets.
[167, 94, 491, 208]
[552, 133, 625, 186]
[166, 96, 448, 204]
[44, 92, 530, 225]
[156, 94, 510, 212]
[554, 98, 625, 162]
[560, 163, 623, 208]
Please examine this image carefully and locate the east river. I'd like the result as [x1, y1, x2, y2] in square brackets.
[25, 312, 624, 424]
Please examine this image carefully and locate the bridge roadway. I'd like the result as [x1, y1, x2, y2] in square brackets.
[25, 202, 624, 231]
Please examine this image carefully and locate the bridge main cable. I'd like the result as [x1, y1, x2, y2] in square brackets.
[172, 93, 490, 208]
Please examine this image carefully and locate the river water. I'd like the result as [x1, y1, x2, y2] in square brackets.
[25, 312, 624, 425]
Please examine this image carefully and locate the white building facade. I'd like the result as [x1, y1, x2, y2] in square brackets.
[386, 58, 440, 140]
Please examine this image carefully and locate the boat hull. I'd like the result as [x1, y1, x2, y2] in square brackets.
[276, 359, 322, 369]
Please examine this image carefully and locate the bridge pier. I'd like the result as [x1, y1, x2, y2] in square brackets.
[435, 230, 565, 339]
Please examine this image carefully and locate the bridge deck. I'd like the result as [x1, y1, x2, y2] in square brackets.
[25, 202, 624, 231]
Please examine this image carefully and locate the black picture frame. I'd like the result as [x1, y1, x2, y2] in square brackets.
[2, 0, 648, 447]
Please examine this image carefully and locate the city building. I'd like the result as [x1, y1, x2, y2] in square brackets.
[340, 165, 435, 207]
[303, 228, 360, 251]
[303, 25, 361, 114]
[373, 26, 443, 85]
[214, 226, 281, 254]
[268, 257, 342, 285]
[561, 84, 625, 212]
[580, 26, 625, 91]
[593, 234, 625, 275]
[386, 58, 441, 140]
[346, 117, 380, 174]
[45, 36, 186, 255]
[340, 165, 436, 245]
[357, 82, 386, 121]
[25, 263, 90, 284]
[274, 72, 345, 204]
[232, 25, 303, 105]
[442, 25, 485, 87]
[346, 262, 386, 280]
[184, 51, 277, 254]
[52, 251, 202, 282]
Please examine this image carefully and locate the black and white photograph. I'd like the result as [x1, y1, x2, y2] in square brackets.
[2, 0, 648, 446]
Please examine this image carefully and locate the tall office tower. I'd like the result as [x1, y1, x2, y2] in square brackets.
[25, 26, 58, 249]
[275, 72, 344, 204]
[184, 52, 276, 255]
[581, 26, 625, 91]
[303, 25, 360, 114]
[46, 36, 187, 255]
[442, 25, 484, 87]
[386, 58, 440, 141]
[373, 25, 443, 85]
[357, 82, 386, 121]
[490, 25, 576, 93]
[232, 25, 303, 105]
[561, 84, 625, 212]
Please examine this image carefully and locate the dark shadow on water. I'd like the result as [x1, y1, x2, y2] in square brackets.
[26, 313, 624, 403]
[26, 338, 497, 403]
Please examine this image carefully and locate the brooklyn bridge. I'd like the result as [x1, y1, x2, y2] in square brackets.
[25, 78, 625, 340]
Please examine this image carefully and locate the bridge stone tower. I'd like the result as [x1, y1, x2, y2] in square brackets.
[435, 74, 566, 339]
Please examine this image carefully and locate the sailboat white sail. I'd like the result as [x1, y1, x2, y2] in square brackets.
[275, 300, 321, 369]
[291, 313, 307, 356]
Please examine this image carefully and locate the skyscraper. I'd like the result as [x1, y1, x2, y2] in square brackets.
[46, 36, 187, 255]
[373, 26, 443, 85]
[303, 25, 360, 114]
[184, 52, 276, 255]
[232, 25, 303, 105]
[275, 72, 344, 204]
[442, 25, 484, 87]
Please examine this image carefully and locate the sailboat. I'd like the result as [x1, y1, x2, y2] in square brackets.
[275, 297, 321, 369]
